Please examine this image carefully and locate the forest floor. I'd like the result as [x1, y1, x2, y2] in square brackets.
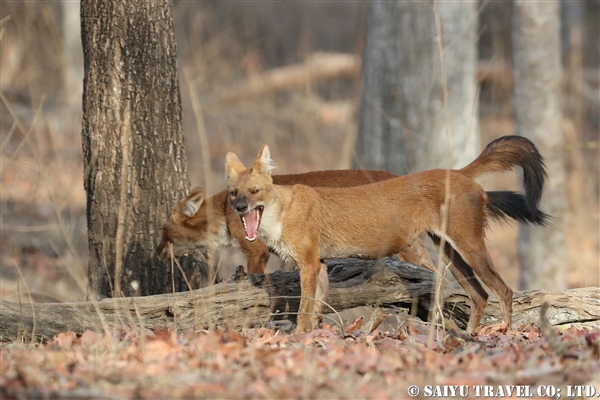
[1, 320, 599, 399]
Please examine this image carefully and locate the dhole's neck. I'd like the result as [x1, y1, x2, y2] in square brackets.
[257, 185, 286, 245]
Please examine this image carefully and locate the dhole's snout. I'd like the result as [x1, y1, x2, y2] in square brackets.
[156, 239, 168, 260]
[231, 196, 249, 213]
[230, 195, 264, 243]
[156, 230, 210, 262]
[157, 242, 210, 262]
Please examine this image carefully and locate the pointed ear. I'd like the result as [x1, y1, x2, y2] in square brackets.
[252, 144, 276, 176]
[225, 152, 246, 181]
[172, 187, 205, 223]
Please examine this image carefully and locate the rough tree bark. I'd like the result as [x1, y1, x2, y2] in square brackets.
[513, 0, 567, 290]
[81, 1, 190, 298]
[355, 0, 480, 175]
[1, 258, 598, 343]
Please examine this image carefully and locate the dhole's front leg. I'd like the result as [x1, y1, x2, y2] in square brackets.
[296, 258, 328, 333]
[315, 262, 329, 323]
[238, 240, 270, 274]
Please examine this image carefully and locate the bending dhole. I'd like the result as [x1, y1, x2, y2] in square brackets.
[225, 136, 549, 333]
[157, 170, 435, 272]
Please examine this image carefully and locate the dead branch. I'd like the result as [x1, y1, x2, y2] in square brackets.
[207, 52, 359, 107]
[204, 54, 522, 107]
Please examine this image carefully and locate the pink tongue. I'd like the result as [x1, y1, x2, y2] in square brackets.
[244, 209, 259, 240]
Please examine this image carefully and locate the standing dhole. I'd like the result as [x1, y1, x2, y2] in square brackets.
[158, 171, 542, 294]
[225, 136, 549, 333]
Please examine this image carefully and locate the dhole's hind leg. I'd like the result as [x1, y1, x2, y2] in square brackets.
[476, 251, 513, 328]
[402, 235, 488, 332]
[429, 235, 489, 333]
[449, 237, 513, 329]
[397, 236, 434, 269]
[449, 262, 489, 332]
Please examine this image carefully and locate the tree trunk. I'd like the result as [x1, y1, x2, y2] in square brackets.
[80, 0, 190, 298]
[1, 258, 598, 343]
[513, 0, 567, 290]
[355, 0, 479, 175]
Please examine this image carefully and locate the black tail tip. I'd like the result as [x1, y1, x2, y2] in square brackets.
[486, 191, 551, 227]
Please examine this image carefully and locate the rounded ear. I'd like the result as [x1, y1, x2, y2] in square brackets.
[225, 152, 246, 181]
[252, 144, 276, 176]
[173, 187, 205, 221]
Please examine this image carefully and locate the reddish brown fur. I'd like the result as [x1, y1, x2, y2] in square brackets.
[225, 136, 547, 333]
[157, 170, 434, 273]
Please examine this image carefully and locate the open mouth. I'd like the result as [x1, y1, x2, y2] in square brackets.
[241, 206, 264, 242]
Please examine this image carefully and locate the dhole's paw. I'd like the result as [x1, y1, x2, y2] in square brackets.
[295, 315, 315, 334]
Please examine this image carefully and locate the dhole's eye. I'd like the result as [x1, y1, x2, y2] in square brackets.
[230, 189, 238, 197]
[251, 188, 260, 194]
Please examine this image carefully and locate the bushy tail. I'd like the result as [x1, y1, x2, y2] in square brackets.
[486, 191, 550, 226]
[460, 135, 547, 214]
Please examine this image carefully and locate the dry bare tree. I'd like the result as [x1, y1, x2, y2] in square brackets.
[80, 0, 190, 297]
[354, 1, 481, 329]
[513, 0, 567, 290]
[355, 0, 480, 174]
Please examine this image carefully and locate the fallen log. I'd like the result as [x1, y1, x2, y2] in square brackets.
[1, 257, 598, 342]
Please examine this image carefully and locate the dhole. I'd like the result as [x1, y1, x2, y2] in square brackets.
[157, 170, 531, 279]
[157, 170, 434, 272]
[225, 136, 549, 333]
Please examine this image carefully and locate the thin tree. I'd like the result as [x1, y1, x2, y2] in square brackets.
[355, 1, 481, 334]
[81, 0, 190, 297]
[355, 1, 480, 174]
[513, 0, 567, 290]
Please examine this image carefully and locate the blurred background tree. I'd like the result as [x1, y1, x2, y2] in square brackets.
[513, 0, 567, 290]
[356, 1, 480, 175]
